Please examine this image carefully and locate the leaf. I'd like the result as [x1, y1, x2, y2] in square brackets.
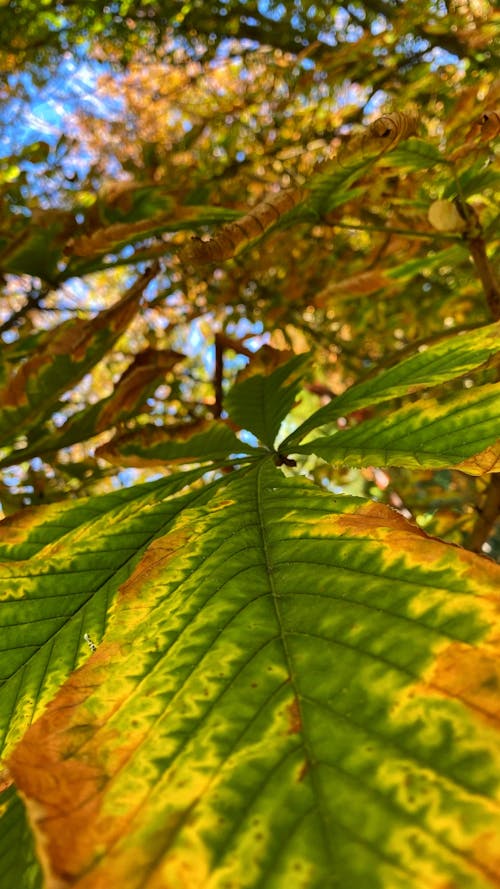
[96, 419, 257, 467]
[69, 216, 175, 258]
[295, 383, 500, 473]
[0, 348, 185, 469]
[0, 269, 156, 449]
[388, 244, 470, 281]
[314, 269, 395, 306]
[385, 137, 445, 171]
[0, 472, 216, 562]
[281, 321, 500, 449]
[443, 162, 500, 200]
[0, 212, 70, 280]
[0, 465, 223, 756]
[181, 188, 307, 265]
[308, 163, 370, 216]
[225, 348, 310, 449]
[0, 782, 42, 889]
[180, 113, 420, 264]
[455, 440, 500, 475]
[6, 461, 500, 889]
[93, 347, 184, 430]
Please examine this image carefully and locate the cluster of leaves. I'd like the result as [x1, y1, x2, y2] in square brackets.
[0, 1, 499, 887]
[1, 339, 500, 888]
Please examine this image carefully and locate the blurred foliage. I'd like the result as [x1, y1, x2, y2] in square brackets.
[0, 0, 498, 554]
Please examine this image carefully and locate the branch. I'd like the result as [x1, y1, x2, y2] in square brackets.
[468, 476, 500, 554]
[456, 200, 500, 321]
[466, 236, 500, 321]
[213, 334, 224, 419]
[460, 204, 500, 554]
[0, 286, 47, 336]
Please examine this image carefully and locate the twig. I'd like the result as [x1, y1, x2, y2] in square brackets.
[467, 236, 500, 321]
[460, 202, 500, 553]
[468, 476, 500, 554]
[213, 334, 224, 418]
[329, 220, 457, 240]
[0, 286, 47, 335]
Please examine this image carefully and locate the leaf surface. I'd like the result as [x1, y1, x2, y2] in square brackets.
[6, 461, 500, 889]
[0, 782, 42, 889]
[225, 349, 310, 448]
[295, 383, 500, 472]
[282, 322, 500, 449]
[0, 466, 222, 756]
[385, 137, 445, 170]
[96, 419, 257, 467]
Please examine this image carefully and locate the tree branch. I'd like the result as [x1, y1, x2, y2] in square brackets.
[466, 236, 500, 322]
[213, 334, 224, 419]
[468, 476, 500, 554]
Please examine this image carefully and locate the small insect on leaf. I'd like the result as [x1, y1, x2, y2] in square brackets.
[180, 187, 306, 266]
[84, 633, 97, 653]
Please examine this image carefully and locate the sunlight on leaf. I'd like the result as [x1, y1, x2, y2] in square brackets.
[6, 462, 500, 889]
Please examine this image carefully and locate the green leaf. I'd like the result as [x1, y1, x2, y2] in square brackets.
[308, 161, 371, 215]
[225, 349, 310, 449]
[443, 162, 500, 200]
[295, 383, 500, 472]
[0, 212, 68, 280]
[385, 137, 445, 170]
[96, 419, 258, 467]
[281, 322, 500, 449]
[0, 465, 223, 756]
[0, 471, 213, 562]
[387, 244, 469, 281]
[0, 784, 43, 889]
[5, 462, 500, 888]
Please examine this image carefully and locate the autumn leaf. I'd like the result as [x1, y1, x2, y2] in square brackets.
[4, 462, 500, 889]
[0, 269, 156, 449]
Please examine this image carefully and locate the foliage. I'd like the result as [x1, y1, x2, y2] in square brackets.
[0, 2, 499, 887]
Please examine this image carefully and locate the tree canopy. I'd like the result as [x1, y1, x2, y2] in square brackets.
[0, 2, 499, 887]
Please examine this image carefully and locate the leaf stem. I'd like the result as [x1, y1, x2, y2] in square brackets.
[330, 221, 457, 240]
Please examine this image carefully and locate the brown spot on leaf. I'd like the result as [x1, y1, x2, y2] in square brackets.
[0, 504, 55, 549]
[471, 829, 500, 887]
[286, 698, 302, 734]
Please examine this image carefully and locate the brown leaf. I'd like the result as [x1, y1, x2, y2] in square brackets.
[180, 188, 305, 265]
[96, 348, 184, 431]
[232, 344, 296, 384]
[69, 218, 171, 257]
[314, 269, 394, 306]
